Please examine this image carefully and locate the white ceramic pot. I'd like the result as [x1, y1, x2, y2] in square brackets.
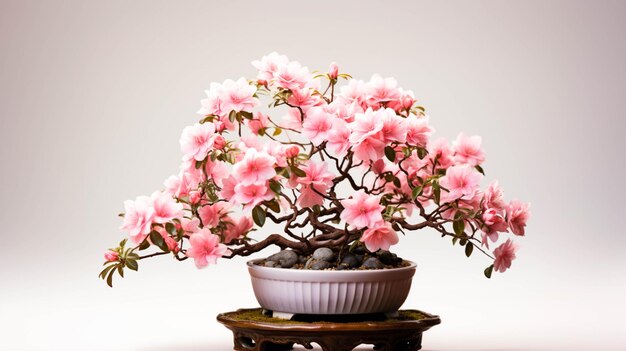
[247, 259, 416, 315]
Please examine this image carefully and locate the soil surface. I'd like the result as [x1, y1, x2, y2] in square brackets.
[254, 247, 410, 270]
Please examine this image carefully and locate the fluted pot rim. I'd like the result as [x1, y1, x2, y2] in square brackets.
[247, 258, 417, 283]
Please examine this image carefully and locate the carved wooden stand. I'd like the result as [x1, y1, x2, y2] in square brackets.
[217, 308, 441, 351]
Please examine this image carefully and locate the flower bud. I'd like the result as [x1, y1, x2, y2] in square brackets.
[214, 121, 226, 133]
[285, 145, 300, 158]
[213, 135, 226, 150]
[104, 250, 119, 262]
[189, 190, 202, 204]
[401, 94, 415, 110]
[328, 62, 339, 80]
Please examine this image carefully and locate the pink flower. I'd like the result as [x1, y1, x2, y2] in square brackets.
[296, 161, 334, 207]
[365, 75, 401, 107]
[197, 82, 224, 116]
[203, 159, 229, 188]
[340, 190, 384, 229]
[104, 250, 119, 262]
[281, 108, 303, 131]
[338, 79, 367, 108]
[177, 217, 200, 235]
[480, 208, 508, 247]
[326, 118, 351, 156]
[120, 195, 155, 244]
[219, 175, 237, 200]
[198, 202, 230, 228]
[483, 181, 506, 210]
[232, 148, 277, 186]
[439, 165, 483, 203]
[507, 200, 531, 236]
[302, 107, 334, 145]
[287, 88, 322, 111]
[274, 61, 311, 91]
[150, 191, 183, 224]
[233, 181, 275, 211]
[186, 228, 229, 268]
[224, 216, 253, 244]
[246, 112, 270, 135]
[180, 122, 216, 161]
[361, 223, 399, 252]
[406, 115, 433, 147]
[349, 108, 384, 143]
[452, 133, 485, 166]
[352, 137, 386, 163]
[213, 135, 226, 150]
[328, 62, 339, 79]
[219, 77, 258, 113]
[252, 52, 289, 82]
[349, 108, 386, 162]
[493, 239, 517, 273]
[380, 108, 407, 143]
[428, 138, 454, 170]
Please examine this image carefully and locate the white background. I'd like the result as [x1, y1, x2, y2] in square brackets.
[1, 1, 625, 350]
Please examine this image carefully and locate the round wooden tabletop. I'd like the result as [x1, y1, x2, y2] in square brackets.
[217, 308, 441, 351]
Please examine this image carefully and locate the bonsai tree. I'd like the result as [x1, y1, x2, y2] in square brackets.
[100, 53, 530, 286]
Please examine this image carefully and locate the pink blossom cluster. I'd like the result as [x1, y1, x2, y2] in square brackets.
[108, 52, 530, 276]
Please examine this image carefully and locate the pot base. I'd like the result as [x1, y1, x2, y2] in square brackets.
[217, 308, 441, 351]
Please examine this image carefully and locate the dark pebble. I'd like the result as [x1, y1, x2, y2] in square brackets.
[341, 254, 361, 268]
[312, 248, 334, 262]
[310, 261, 332, 270]
[267, 250, 299, 268]
[378, 251, 402, 266]
[361, 257, 384, 269]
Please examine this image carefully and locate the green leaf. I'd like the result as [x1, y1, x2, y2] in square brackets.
[126, 253, 140, 260]
[99, 264, 116, 279]
[228, 110, 237, 122]
[453, 219, 465, 236]
[416, 148, 428, 159]
[475, 165, 485, 175]
[291, 166, 306, 177]
[149, 231, 169, 252]
[138, 238, 150, 251]
[432, 182, 441, 204]
[240, 111, 253, 119]
[384, 146, 396, 162]
[465, 242, 474, 257]
[392, 176, 401, 188]
[106, 268, 115, 287]
[165, 222, 176, 235]
[411, 185, 423, 199]
[269, 179, 282, 194]
[484, 264, 494, 279]
[265, 200, 280, 213]
[117, 264, 124, 278]
[252, 206, 266, 227]
[126, 259, 138, 271]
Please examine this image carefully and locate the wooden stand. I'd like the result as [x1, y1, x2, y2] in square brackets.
[217, 308, 441, 351]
